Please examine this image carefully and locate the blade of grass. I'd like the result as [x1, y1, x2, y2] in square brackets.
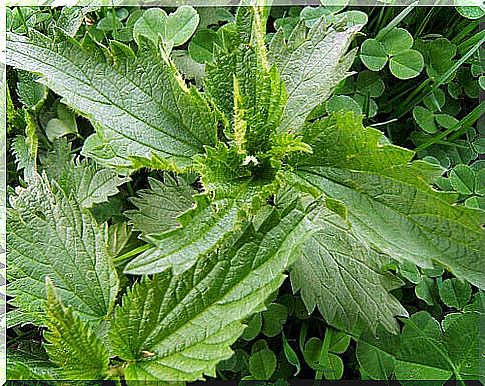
[376, 1, 419, 39]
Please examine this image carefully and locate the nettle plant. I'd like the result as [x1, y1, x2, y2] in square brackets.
[6, 5, 484, 382]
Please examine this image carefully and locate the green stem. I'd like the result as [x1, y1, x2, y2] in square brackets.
[113, 244, 152, 264]
[315, 327, 333, 380]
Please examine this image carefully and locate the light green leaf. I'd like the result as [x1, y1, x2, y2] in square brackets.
[282, 333, 301, 376]
[123, 193, 247, 275]
[125, 175, 195, 238]
[292, 113, 485, 290]
[206, 7, 286, 154]
[378, 27, 413, 56]
[133, 8, 168, 45]
[7, 31, 217, 173]
[269, 19, 361, 133]
[40, 143, 130, 209]
[133, 6, 199, 48]
[438, 278, 472, 309]
[166, 6, 200, 47]
[389, 49, 424, 79]
[45, 103, 78, 142]
[109, 204, 318, 381]
[43, 281, 110, 380]
[415, 276, 437, 306]
[7, 173, 119, 326]
[359, 39, 388, 71]
[249, 349, 277, 379]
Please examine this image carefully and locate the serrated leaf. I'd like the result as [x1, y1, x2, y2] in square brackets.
[123, 193, 247, 275]
[43, 281, 110, 380]
[7, 31, 218, 173]
[206, 7, 286, 154]
[290, 198, 407, 334]
[109, 203, 319, 381]
[292, 113, 485, 290]
[40, 142, 129, 209]
[16, 69, 47, 110]
[7, 343, 59, 380]
[125, 175, 195, 238]
[7, 173, 119, 326]
[269, 19, 361, 133]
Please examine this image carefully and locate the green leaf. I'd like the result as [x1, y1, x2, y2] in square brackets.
[455, 2, 485, 19]
[449, 165, 475, 195]
[378, 27, 413, 56]
[125, 175, 195, 238]
[45, 102, 78, 142]
[133, 7, 199, 48]
[16, 69, 47, 110]
[123, 192, 249, 275]
[188, 29, 221, 64]
[242, 312, 262, 341]
[289, 198, 407, 334]
[326, 95, 362, 116]
[303, 337, 323, 370]
[415, 276, 437, 306]
[282, 333, 301, 376]
[109, 203, 318, 381]
[292, 113, 485, 290]
[7, 173, 119, 326]
[356, 325, 399, 380]
[389, 49, 424, 79]
[355, 71, 385, 98]
[396, 311, 479, 381]
[359, 39, 388, 71]
[438, 278, 472, 309]
[7, 343, 59, 380]
[43, 281, 110, 380]
[166, 6, 200, 47]
[7, 31, 218, 173]
[269, 19, 361, 133]
[206, 7, 287, 154]
[413, 106, 437, 134]
[262, 303, 288, 337]
[323, 353, 344, 380]
[249, 349, 277, 379]
[40, 144, 130, 209]
[358, 310, 482, 382]
[329, 331, 351, 354]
